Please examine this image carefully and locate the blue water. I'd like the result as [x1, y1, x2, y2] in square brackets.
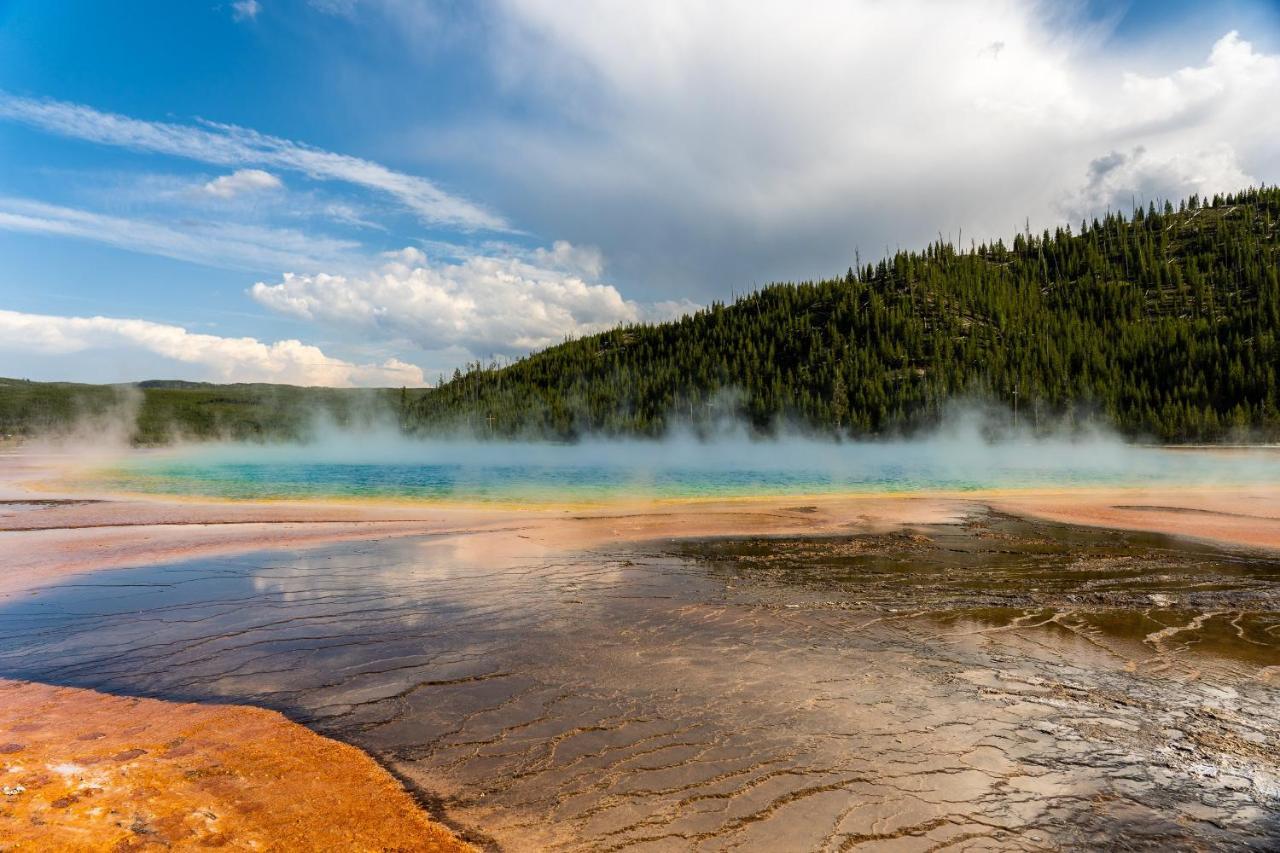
[79, 433, 1280, 504]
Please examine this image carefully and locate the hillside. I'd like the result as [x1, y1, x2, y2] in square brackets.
[411, 187, 1280, 442]
[0, 378, 399, 445]
[4, 187, 1278, 446]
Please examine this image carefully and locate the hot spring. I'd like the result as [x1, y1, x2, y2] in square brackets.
[72, 427, 1280, 504]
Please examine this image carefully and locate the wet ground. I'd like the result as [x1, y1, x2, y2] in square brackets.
[1, 512, 1277, 851]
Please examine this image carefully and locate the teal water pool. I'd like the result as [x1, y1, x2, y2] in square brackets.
[75, 436, 1280, 504]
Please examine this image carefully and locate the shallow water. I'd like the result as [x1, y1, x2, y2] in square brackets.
[2, 515, 1278, 850]
[80, 440, 1280, 503]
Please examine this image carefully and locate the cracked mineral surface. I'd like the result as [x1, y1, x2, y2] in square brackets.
[1, 512, 1277, 851]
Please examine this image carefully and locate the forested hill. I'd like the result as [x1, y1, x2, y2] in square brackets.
[4, 188, 1278, 446]
[0, 379, 395, 445]
[410, 187, 1280, 442]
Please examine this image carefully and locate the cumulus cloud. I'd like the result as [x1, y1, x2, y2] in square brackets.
[0, 196, 358, 271]
[1114, 31, 1280, 131]
[250, 241, 696, 356]
[0, 92, 503, 230]
[203, 168, 283, 198]
[0, 309, 424, 387]
[408, 2, 1280, 296]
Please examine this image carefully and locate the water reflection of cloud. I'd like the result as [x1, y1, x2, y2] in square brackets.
[1, 528, 1277, 848]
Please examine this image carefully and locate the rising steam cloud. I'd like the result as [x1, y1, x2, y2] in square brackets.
[82, 400, 1279, 503]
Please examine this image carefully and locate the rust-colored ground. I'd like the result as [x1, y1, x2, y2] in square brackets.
[0, 680, 474, 852]
[991, 486, 1280, 552]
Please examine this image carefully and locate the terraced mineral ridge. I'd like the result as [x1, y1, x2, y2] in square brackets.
[1, 512, 1276, 850]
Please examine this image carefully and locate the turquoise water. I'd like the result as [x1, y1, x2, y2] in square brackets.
[81, 434, 1280, 504]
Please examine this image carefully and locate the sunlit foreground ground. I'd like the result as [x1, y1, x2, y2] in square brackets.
[2, 447, 1279, 850]
[0, 680, 470, 851]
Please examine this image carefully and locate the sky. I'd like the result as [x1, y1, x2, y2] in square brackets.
[1, 0, 1278, 387]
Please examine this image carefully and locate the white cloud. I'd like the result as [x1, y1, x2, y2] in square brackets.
[0, 309, 423, 387]
[87, 170, 386, 230]
[250, 242, 696, 356]
[1064, 144, 1254, 219]
[413, 3, 1280, 295]
[203, 168, 283, 198]
[232, 0, 262, 21]
[1115, 32, 1280, 130]
[0, 92, 504, 230]
[0, 196, 358, 271]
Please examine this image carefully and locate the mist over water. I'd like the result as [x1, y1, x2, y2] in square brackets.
[75, 408, 1280, 503]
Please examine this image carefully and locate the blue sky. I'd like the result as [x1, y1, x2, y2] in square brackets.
[2, 0, 1279, 385]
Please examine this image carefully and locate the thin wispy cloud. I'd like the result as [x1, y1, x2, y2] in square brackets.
[232, 0, 262, 22]
[0, 196, 360, 272]
[0, 92, 505, 230]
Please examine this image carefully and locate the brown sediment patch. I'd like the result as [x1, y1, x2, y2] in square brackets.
[1111, 504, 1280, 520]
[0, 678, 475, 852]
[532, 496, 970, 551]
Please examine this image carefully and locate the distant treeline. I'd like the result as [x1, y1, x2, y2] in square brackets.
[411, 187, 1280, 443]
[0, 379, 397, 444]
[5, 187, 1279, 445]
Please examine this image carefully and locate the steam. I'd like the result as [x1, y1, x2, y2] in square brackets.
[9, 383, 143, 459]
[89, 401, 1280, 502]
[11, 383, 1277, 501]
